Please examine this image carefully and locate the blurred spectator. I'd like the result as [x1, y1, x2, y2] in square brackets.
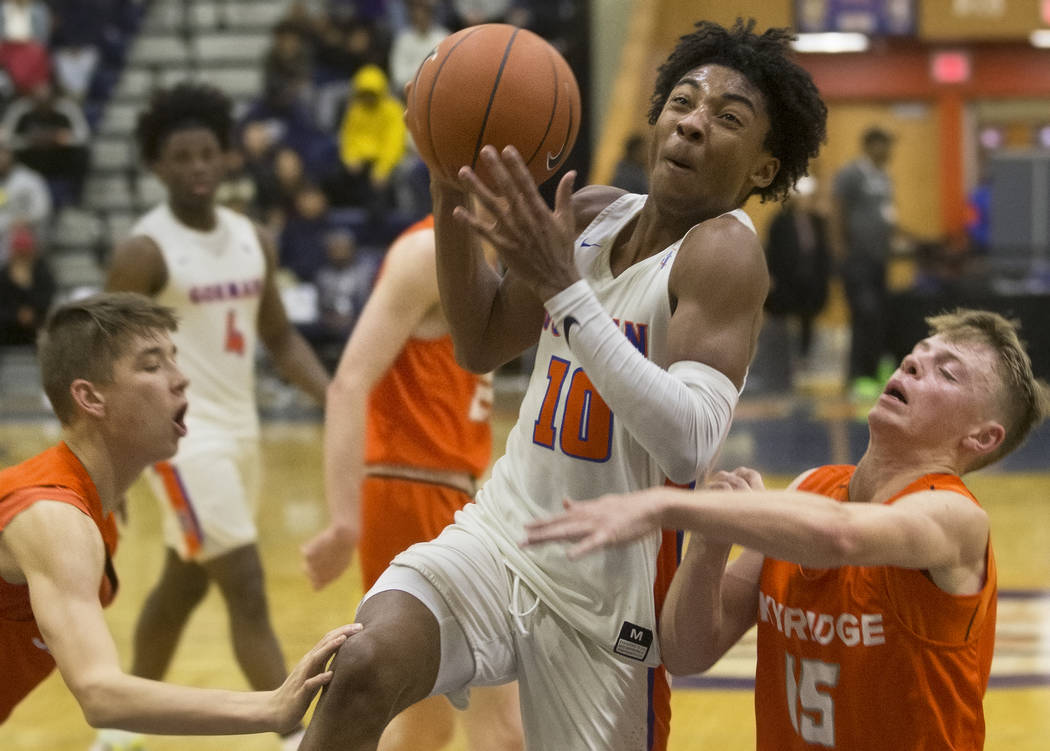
[610, 133, 648, 195]
[0, 78, 91, 206]
[308, 13, 388, 132]
[45, 0, 107, 101]
[389, 0, 448, 98]
[238, 77, 336, 179]
[831, 125, 899, 400]
[263, 19, 314, 107]
[0, 132, 51, 264]
[259, 144, 310, 232]
[307, 226, 379, 371]
[763, 175, 830, 362]
[449, 0, 510, 29]
[0, 0, 51, 96]
[216, 147, 257, 216]
[0, 222, 54, 347]
[279, 182, 332, 282]
[315, 227, 376, 331]
[329, 64, 406, 213]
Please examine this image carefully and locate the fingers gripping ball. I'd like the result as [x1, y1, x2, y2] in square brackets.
[406, 23, 581, 186]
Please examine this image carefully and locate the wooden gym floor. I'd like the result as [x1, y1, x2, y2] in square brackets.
[1, 397, 1048, 750]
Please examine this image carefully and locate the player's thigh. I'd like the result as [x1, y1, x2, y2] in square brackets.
[516, 600, 653, 751]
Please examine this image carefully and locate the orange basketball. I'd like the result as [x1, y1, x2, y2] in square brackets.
[405, 24, 581, 186]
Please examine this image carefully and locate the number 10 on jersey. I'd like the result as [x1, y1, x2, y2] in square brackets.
[532, 356, 613, 462]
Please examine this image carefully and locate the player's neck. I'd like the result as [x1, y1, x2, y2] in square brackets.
[851, 449, 958, 505]
[62, 430, 128, 515]
[168, 199, 218, 232]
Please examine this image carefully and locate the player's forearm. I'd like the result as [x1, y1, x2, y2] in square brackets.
[72, 670, 277, 735]
[545, 282, 737, 484]
[660, 488, 868, 567]
[659, 536, 734, 675]
[268, 329, 330, 405]
[322, 377, 366, 533]
[432, 183, 537, 371]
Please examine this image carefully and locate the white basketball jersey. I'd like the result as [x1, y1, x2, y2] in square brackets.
[458, 193, 755, 667]
[132, 203, 266, 441]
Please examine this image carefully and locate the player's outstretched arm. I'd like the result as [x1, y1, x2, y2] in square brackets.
[6, 500, 359, 734]
[304, 228, 442, 589]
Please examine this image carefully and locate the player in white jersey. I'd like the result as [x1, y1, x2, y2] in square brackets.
[101, 82, 330, 751]
[302, 19, 828, 751]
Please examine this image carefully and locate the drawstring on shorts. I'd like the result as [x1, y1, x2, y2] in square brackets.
[508, 570, 540, 636]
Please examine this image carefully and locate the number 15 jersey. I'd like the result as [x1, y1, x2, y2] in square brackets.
[755, 465, 997, 750]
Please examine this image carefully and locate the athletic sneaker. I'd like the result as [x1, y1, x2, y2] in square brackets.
[88, 729, 146, 751]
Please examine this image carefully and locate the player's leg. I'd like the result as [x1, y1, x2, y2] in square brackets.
[204, 543, 287, 690]
[129, 548, 209, 679]
[300, 588, 447, 751]
[462, 682, 524, 751]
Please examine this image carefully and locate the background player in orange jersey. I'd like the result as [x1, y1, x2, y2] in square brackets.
[525, 308, 1050, 750]
[0, 292, 358, 734]
[302, 215, 523, 751]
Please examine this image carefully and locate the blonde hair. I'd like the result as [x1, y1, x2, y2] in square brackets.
[926, 308, 1050, 470]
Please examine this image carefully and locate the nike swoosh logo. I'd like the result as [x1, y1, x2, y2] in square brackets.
[546, 82, 577, 171]
[563, 315, 578, 348]
[580, 240, 600, 248]
[32, 637, 49, 652]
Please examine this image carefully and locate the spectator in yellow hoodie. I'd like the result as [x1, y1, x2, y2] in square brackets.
[333, 64, 406, 214]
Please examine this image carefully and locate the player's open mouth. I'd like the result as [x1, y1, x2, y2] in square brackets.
[882, 384, 907, 404]
[173, 404, 188, 436]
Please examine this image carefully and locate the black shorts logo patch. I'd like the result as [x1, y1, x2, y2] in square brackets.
[614, 621, 653, 661]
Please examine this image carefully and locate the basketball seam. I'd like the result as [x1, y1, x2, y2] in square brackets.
[472, 27, 519, 171]
[523, 47, 559, 172]
[426, 27, 485, 178]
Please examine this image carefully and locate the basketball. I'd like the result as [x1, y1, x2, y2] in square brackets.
[405, 24, 581, 186]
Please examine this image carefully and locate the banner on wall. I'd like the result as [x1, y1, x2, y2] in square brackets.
[796, 0, 917, 35]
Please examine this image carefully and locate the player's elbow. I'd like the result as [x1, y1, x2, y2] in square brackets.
[451, 340, 498, 375]
[656, 447, 704, 487]
[70, 671, 127, 728]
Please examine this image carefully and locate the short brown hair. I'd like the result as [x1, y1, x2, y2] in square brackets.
[38, 292, 178, 424]
[926, 308, 1050, 470]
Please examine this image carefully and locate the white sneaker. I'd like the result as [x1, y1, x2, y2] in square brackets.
[89, 729, 146, 751]
[280, 728, 306, 751]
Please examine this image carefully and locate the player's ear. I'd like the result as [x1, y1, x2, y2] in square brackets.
[963, 421, 1006, 456]
[70, 378, 106, 419]
[750, 155, 780, 190]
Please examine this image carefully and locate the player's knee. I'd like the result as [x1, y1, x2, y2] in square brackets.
[325, 628, 409, 712]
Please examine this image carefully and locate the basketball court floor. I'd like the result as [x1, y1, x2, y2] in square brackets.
[1, 375, 1048, 750]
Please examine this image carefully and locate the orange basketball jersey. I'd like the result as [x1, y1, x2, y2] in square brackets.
[0, 443, 119, 723]
[754, 465, 996, 750]
[364, 216, 492, 477]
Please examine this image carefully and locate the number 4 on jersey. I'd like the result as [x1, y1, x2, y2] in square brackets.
[532, 356, 613, 462]
[224, 309, 245, 355]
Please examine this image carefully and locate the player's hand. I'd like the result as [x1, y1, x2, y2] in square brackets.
[269, 623, 361, 733]
[704, 467, 765, 492]
[522, 490, 665, 559]
[301, 524, 357, 590]
[454, 144, 580, 301]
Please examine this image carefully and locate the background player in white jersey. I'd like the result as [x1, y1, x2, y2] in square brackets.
[102, 82, 330, 751]
[302, 19, 827, 751]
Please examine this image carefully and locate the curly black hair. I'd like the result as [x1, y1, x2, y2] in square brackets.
[647, 18, 827, 203]
[135, 82, 234, 163]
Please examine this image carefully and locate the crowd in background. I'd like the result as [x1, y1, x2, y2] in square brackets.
[0, 0, 586, 371]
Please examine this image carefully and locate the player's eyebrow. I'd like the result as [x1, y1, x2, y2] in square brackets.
[671, 78, 757, 113]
